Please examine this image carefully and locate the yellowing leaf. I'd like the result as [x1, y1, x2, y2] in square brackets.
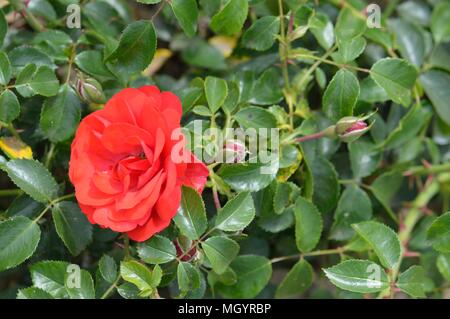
[208, 36, 237, 58]
[0, 136, 33, 159]
[142, 48, 173, 76]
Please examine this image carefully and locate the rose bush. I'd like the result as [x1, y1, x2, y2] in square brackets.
[1, 0, 450, 300]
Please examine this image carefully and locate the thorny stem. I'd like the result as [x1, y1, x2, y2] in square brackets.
[404, 163, 450, 176]
[10, 0, 45, 32]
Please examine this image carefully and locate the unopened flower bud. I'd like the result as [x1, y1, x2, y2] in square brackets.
[339, 121, 371, 142]
[223, 139, 247, 163]
[76, 77, 106, 104]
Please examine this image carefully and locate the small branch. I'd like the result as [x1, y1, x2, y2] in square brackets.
[295, 131, 326, 143]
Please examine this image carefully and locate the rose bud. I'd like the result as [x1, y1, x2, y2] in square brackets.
[174, 238, 197, 262]
[223, 139, 247, 163]
[76, 77, 106, 104]
[338, 120, 371, 143]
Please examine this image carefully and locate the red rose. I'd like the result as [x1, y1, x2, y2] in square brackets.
[69, 86, 208, 242]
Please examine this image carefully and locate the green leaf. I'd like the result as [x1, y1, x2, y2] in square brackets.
[107, 20, 157, 78]
[294, 197, 323, 253]
[249, 68, 283, 105]
[120, 260, 153, 292]
[334, 37, 366, 63]
[30, 261, 70, 298]
[3, 159, 58, 203]
[322, 69, 360, 121]
[74, 51, 115, 81]
[210, 0, 249, 36]
[173, 186, 207, 240]
[370, 58, 417, 106]
[359, 76, 389, 103]
[137, 235, 177, 264]
[202, 236, 239, 274]
[436, 254, 450, 282]
[65, 269, 95, 299]
[427, 212, 450, 253]
[8, 46, 55, 72]
[0, 216, 41, 272]
[311, 156, 339, 214]
[40, 84, 81, 143]
[98, 255, 118, 284]
[235, 106, 277, 129]
[335, 7, 366, 41]
[0, 89, 20, 123]
[242, 16, 280, 51]
[309, 13, 335, 50]
[380, 102, 432, 150]
[349, 140, 381, 178]
[352, 221, 402, 269]
[431, 1, 450, 43]
[216, 255, 272, 298]
[219, 161, 278, 192]
[369, 171, 402, 221]
[15, 64, 59, 97]
[177, 262, 201, 292]
[324, 259, 389, 293]
[0, 51, 11, 85]
[17, 287, 54, 299]
[420, 70, 450, 126]
[205, 76, 228, 113]
[215, 191, 255, 232]
[136, 0, 161, 3]
[388, 18, 426, 67]
[275, 259, 313, 298]
[0, 9, 6, 47]
[330, 185, 372, 241]
[397, 0, 431, 26]
[396, 266, 426, 298]
[170, 0, 198, 37]
[182, 38, 226, 70]
[52, 201, 93, 256]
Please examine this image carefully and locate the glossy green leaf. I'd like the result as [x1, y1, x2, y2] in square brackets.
[242, 16, 280, 51]
[396, 266, 426, 298]
[216, 255, 272, 298]
[205, 76, 228, 113]
[352, 221, 402, 269]
[331, 185, 372, 241]
[215, 191, 255, 232]
[107, 21, 157, 78]
[370, 58, 417, 106]
[17, 287, 54, 299]
[173, 186, 207, 240]
[219, 161, 278, 192]
[137, 235, 177, 264]
[30, 261, 70, 298]
[98, 255, 118, 284]
[420, 70, 450, 126]
[324, 259, 389, 293]
[40, 84, 81, 143]
[322, 69, 360, 121]
[369, 171, 402, 221]
[120, 260, 153, 292]
[15, 64, 59, 97]
[275, 259, 313, 298]
[335, 7, 366, 41]
[210, 0, 248, 36]
[431, 1, 450, 43]
[65, 269, 95, 299]
[0, 89, 20, 123]
[311, 156, 339, 214]
[436, 254, 450, 282]
[294, 197, 322, 253]
[0, 216, 41, 272]
[309, 13, 335, 50]
[0, 9, 6, 47]
[170, 0, 198, 37]
[177, 262, 201, 292]
[235, 106, 277, 129]
[52, 201, 93, 256]
[0, 51, 11, 85]
[349, 140, 381, 178]
[427, 212, 450, 253]
[202, 236, 239, 274]
[3, 159, 58, 203]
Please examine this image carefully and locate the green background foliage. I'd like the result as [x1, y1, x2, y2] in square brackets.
[1, 0, 450, 299]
